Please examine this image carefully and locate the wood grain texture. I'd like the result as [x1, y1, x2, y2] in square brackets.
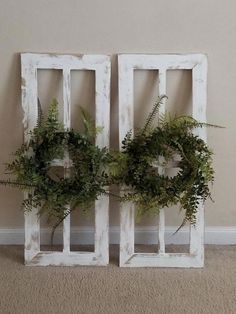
[118, 53, 207, 268]
[158, 69, 167, 255]
[21, 53, 111, 266]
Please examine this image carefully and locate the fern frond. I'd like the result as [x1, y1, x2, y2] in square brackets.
[36, 98, 44, 128]
[142, 95, 167, 133]
[0, 179, 35, 189]
[80, 107, 103, 139]
[163, 115, 224, 130]
[47, 99, 60, 123]
[80, 107, 95, 137]
[122, 130, 133, 147]
[158, 111, 168, 127]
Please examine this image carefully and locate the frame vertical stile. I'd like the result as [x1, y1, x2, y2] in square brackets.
[21, 55, 40, 263]
[158, 69, 167, 254]
[119, 56, 135, 266]
[21, 53, 111, 266]
[63, 195, 71, 253]
[189, 55, 207, 266]
[62, 68, 71, 253]
[94, 61, 111, 265]
[119, 54, 207, 267]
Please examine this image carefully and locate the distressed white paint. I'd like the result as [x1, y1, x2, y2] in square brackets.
[118, 54, 207, 268]
[27, 251, 105, 267]
[21, 53, 111, 266]
[158, 69, 167, 255]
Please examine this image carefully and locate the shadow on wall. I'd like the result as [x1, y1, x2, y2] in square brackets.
[0, 53, 23, 227]
[110, 55, 119, 150]
[166, 70, 192, 116]
[0, 53, 22, 154]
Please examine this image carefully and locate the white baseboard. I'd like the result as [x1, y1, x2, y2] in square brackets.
[0, 226, 236, 245]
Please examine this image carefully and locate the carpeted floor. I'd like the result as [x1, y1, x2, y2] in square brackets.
[0, 245, 235, 314]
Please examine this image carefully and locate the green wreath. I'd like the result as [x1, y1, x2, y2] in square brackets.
[111, 96, 215, 226]
[1, 100, 109, 237]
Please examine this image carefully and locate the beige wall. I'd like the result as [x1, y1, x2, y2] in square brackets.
[0, 0, 235, 228]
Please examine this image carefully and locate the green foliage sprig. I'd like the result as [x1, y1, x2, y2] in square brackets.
[0, 99, 109, 239]
[110, 96, 216, 226]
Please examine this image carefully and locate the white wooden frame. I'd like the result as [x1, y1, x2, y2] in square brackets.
[118, 54, 207, 267]
[21, 53, 111, 266]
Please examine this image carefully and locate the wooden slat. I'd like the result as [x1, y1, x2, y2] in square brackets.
[24, 206, 40, 263]
[50, 158, 73, 167]
[21, 54, 38, 138]
[63, 68, 71, 129]
[95, 196, 109, 264]
[21, 54, 41, 263]
[22, 53, 109, 70]
[122, 253, 204, 268]
[120, 201, 135, 266]
[62, 68, 71, 253]
[63, 214, 70, 253]
[118, 54, 205, 71]
[26, 251, 101, 266]
[118, 55, 135, 266]
[94, 59, 111, 264]
[63, 161, 71, 253]
[95, 60, 111, 148]
[189, 55, 207, 267]
[158, 69, 167, 254]
[118, 55, 134, 147]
